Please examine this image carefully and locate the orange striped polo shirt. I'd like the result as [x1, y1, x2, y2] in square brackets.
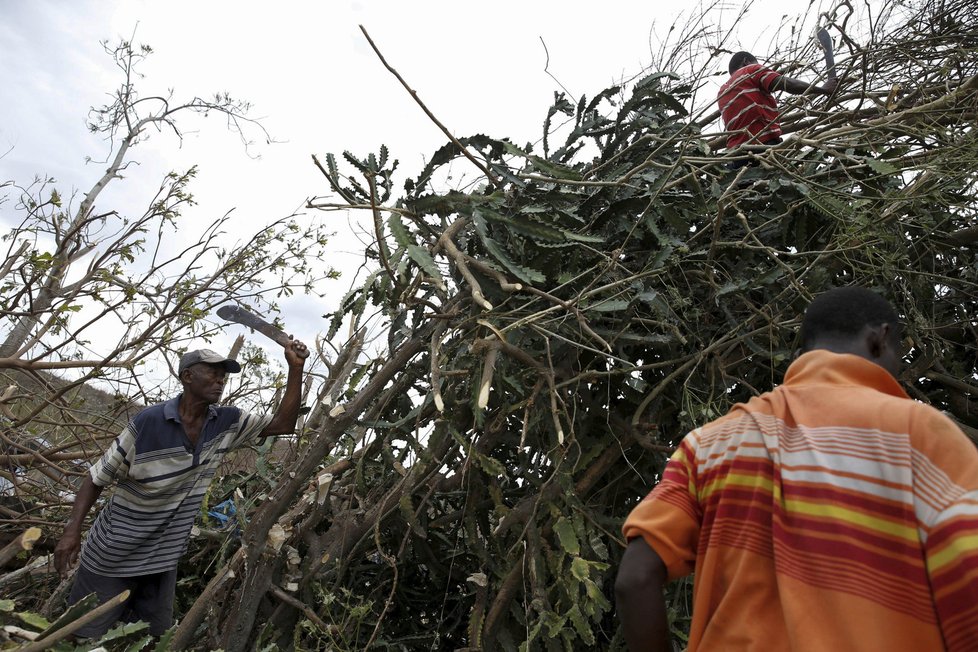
[623, 350, 978, 651]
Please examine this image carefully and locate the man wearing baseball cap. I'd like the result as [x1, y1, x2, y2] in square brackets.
[54, 338, 309, 638]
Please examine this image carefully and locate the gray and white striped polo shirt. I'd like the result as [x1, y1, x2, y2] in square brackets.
[79, 395, 271, 576]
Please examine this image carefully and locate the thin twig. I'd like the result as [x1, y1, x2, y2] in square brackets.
[359, 25, 500, 186]
[268, 585, 337, 635]
[366, 172, 397, 283]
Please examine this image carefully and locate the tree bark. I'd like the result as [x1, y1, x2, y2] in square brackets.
[218, 332, 429, 652]
[0, 527, 41, 567]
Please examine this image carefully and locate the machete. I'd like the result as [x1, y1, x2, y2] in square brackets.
[816, 27, 837, 81]
[216, 304, 292, 348]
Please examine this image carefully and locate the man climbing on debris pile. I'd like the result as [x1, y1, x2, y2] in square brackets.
[616, 287, 978, 651]
[718, 51, 837, 168]
[54, 340, 308, 639]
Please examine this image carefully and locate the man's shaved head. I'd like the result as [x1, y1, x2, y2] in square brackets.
[729, 51, 758, 74]
[801, 287, 901, 352]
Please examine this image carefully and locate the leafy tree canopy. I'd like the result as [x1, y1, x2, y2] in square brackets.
[2, 1, 977, 650]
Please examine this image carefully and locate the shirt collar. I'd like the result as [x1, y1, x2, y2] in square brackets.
[783, 350, 909, 399]
[163, 394, 219, 423]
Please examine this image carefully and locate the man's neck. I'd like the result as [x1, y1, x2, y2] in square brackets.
[803, 337, 896, 380]
[178, 393, 210, 422]
[806, 341, 868, 359]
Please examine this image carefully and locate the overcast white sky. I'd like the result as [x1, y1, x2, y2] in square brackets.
[0, 0, 820, 377]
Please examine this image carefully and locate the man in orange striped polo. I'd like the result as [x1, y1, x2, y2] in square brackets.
[616, 287, 978, 651]
[718, 51, 836, 165]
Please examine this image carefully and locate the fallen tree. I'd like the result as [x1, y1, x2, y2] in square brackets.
[187, 1, 978, 649]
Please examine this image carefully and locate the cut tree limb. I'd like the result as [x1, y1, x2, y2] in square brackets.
[0, 527, 41, 567]
[0, 555, 50, 590]
[16, 590, 130, 652]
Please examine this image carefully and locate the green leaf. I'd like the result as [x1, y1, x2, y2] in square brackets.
[566, 603, 596, 646]
[473, 215, 545, 285]
[406, 245, 445, 288]
[474, 452, 507, 478]
[399, 493, 425, 536]
[325, 153, 340, 184]
[635, 71, 679, 89]
[16, 611, 51, 630]
[101, 621, 150, 641]
[807, 192, 850, 220]
[527, 156, 583, 181]
[522, 618, 545, 649]
[554, 517, 580, 555]
[39, 593, 99, 636]
[754, 266, 786, 286]
[125, 634, 155, 651]
[342, 150, 368, 174]
[477, 208, 567, 243]
[541, 610, 566, 639]
[717, 279, 748, 297]
[570, 556, 590, 581]
[655, 91, 689, 116]
[589, 533, 610, 561]
[865, 158, 899, 175]
[326, 286, 361, 339]
[0, 599, 13, 611]
[388, 213, 414, 249]
[562, 230, 604, 244]
[583, 577, 612, 611]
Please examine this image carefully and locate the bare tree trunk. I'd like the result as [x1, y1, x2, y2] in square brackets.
[0, 128, 138, 358]
[217, 333, 429, 652]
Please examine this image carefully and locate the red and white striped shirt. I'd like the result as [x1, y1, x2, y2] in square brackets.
[717, 63, 782, 149]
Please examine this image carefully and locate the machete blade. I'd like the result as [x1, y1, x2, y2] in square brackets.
[216, 304, 292, 348]
[816, 27, 837, 81]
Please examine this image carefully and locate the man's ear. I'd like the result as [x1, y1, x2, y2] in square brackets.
[865, 323, 893, 359]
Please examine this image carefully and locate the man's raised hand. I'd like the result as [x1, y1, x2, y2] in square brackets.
[285, 338, 310, 367]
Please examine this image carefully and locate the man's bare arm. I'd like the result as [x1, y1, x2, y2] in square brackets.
[54, 475, 104, 577]
[616, 538, 672, 652]
[773, 75, 837, 96]
[260, 339, 309, 437]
